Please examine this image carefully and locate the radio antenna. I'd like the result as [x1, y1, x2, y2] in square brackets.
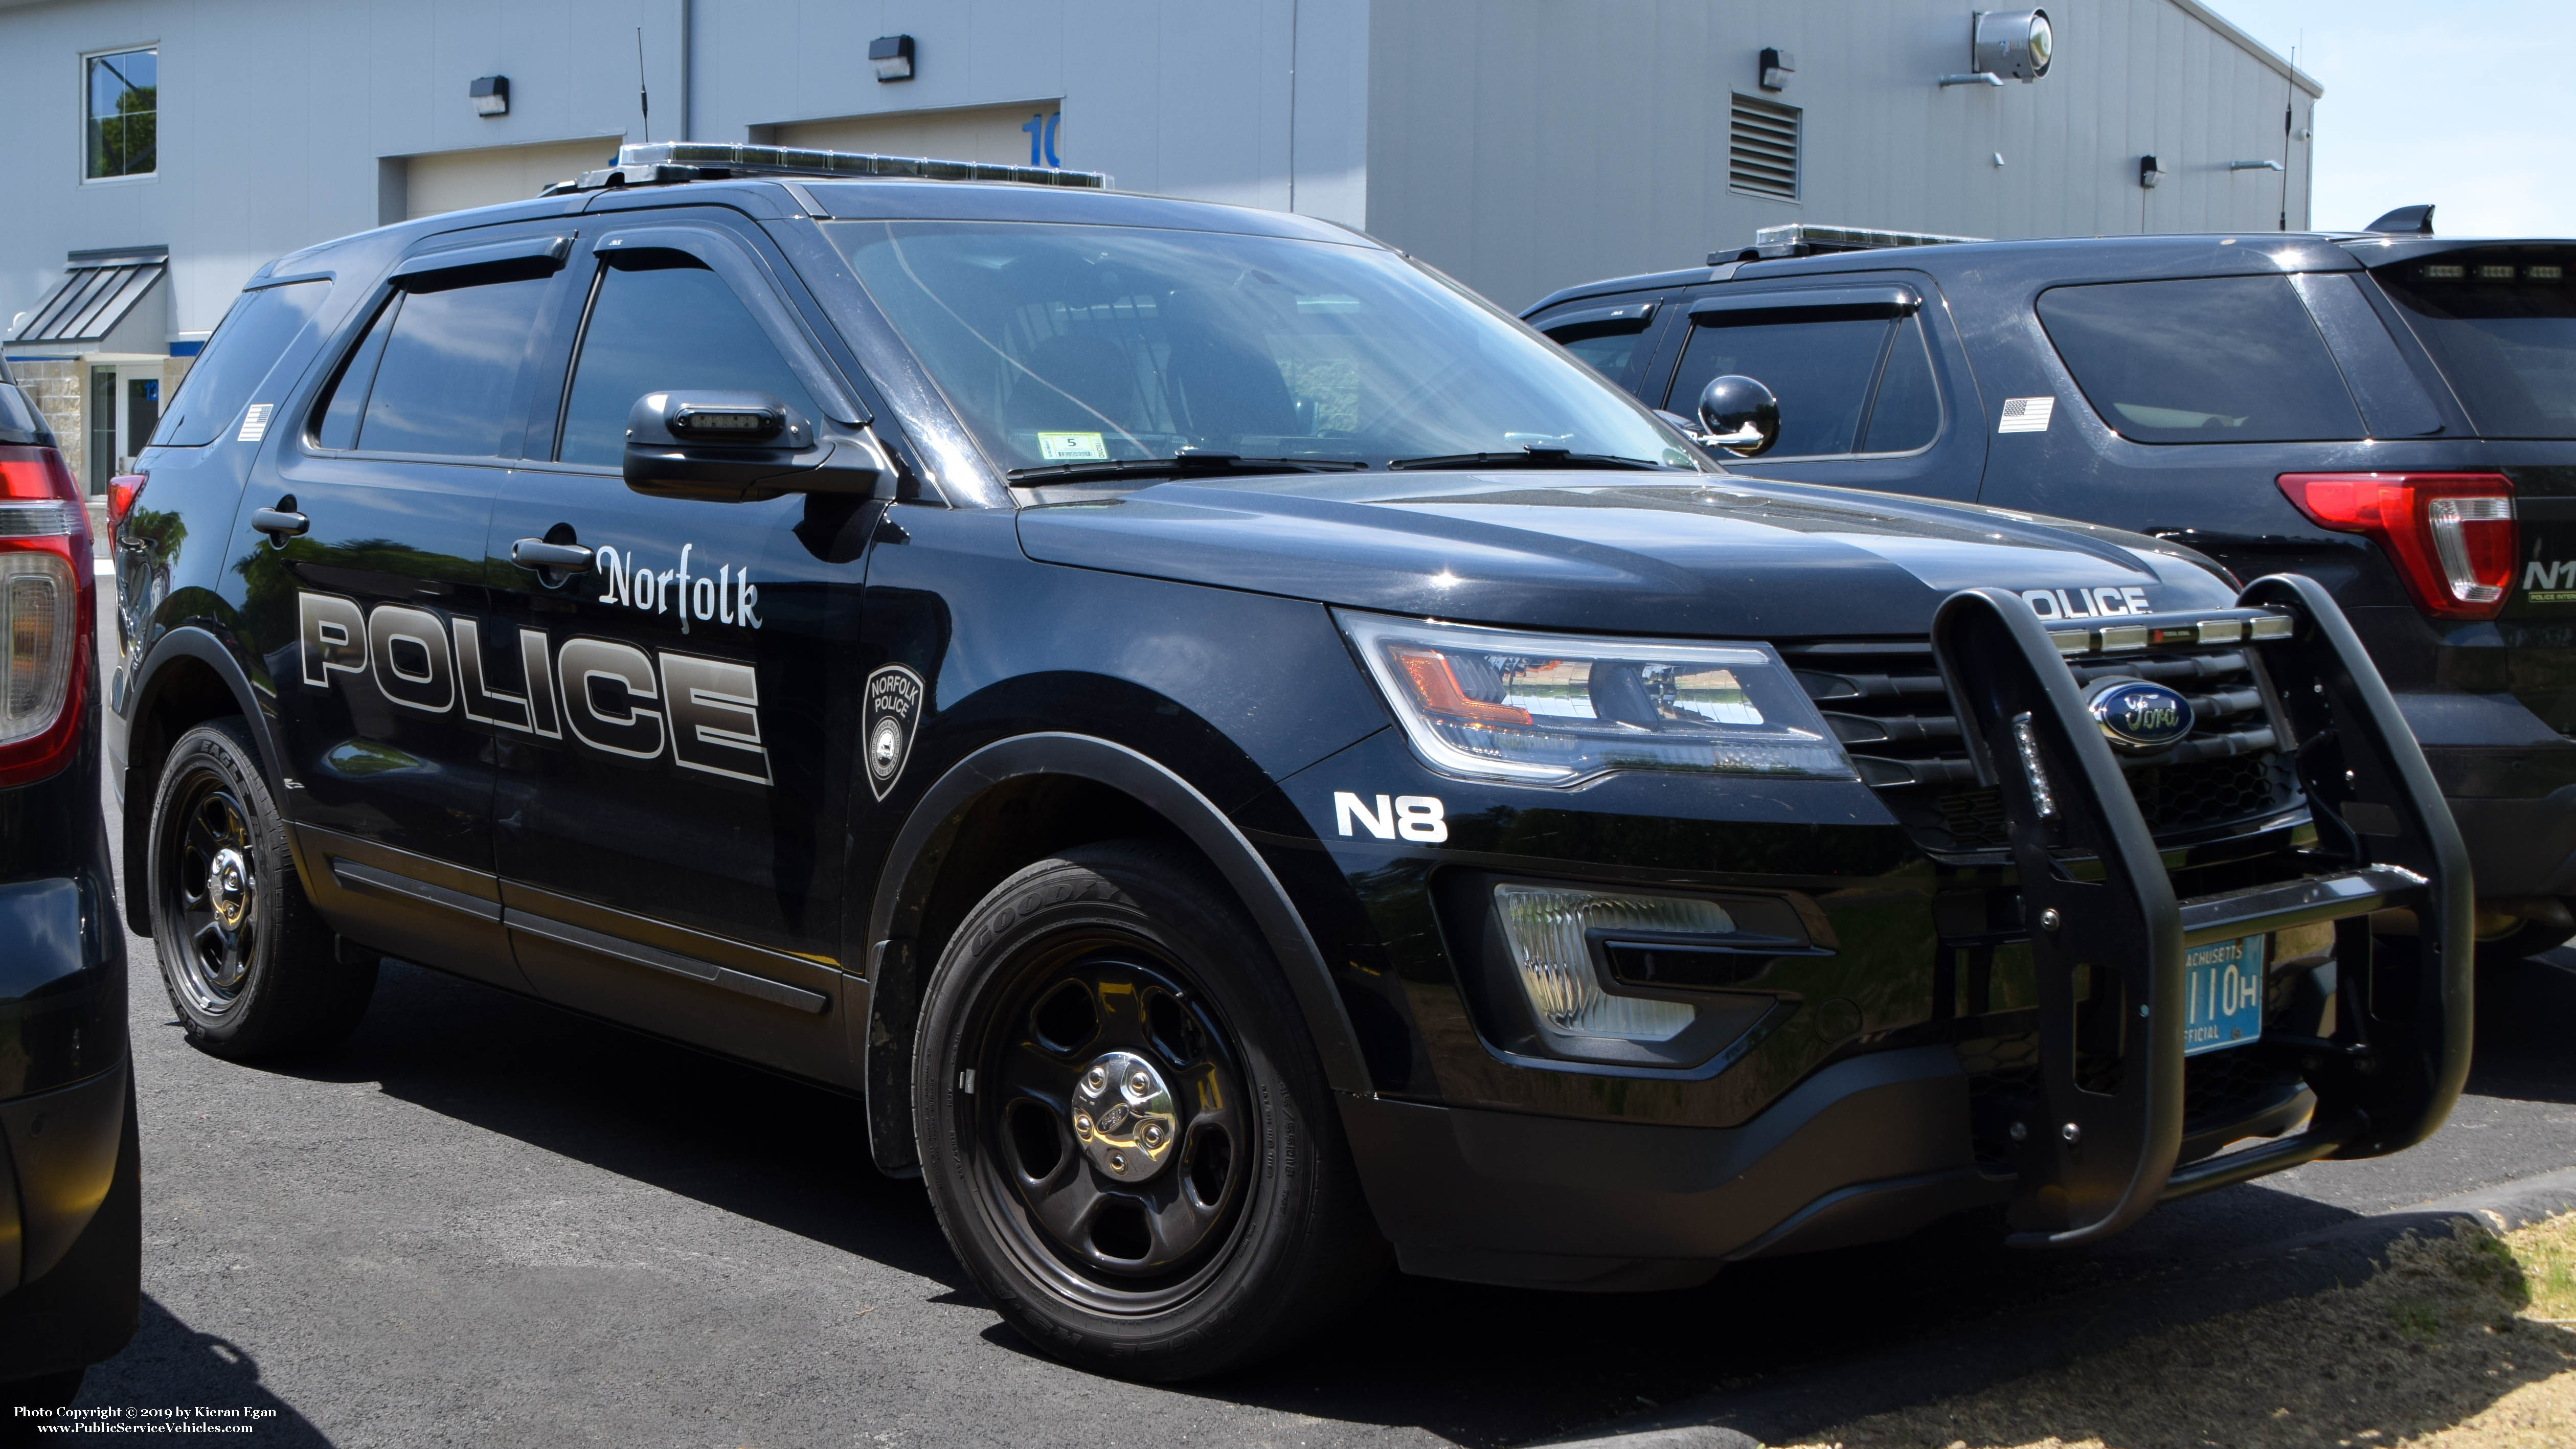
[636, 29, 651, 143]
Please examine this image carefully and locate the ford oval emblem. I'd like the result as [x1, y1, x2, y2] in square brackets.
[2086, 678, 2194, 753]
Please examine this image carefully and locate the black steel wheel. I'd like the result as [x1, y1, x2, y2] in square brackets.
[146, 719, 374, 1058]
[914, 839, 1384, 1379]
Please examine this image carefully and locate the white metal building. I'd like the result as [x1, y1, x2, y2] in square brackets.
[0, 0, 2318, 494]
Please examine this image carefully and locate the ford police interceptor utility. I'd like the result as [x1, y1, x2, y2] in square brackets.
[109, 143, 2471, 1378]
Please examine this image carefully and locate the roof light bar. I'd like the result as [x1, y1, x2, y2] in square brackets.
[1735, 223, 1988, 263]
[544, 141, 1110, 197]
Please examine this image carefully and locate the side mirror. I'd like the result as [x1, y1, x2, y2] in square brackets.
[1696, 375, 1781, 458]
[622, 390, 880, 503]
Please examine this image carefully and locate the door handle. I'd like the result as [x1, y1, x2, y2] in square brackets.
[510, 537, 595, 573]
[250, 507, 308, 540]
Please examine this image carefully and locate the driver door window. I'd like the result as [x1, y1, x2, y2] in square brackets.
[555, 254, 822, 466]
[1666, 310, 1938, 458]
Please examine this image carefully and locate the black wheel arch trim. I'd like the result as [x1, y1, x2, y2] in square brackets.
[860, 731, 1372, 1175]
[118, 625, 289, 939]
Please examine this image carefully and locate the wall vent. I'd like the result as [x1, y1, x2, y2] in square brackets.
[1728, 95, 1800, 200]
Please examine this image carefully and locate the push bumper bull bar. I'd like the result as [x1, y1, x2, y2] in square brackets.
[1932, 574, 2473, 1248]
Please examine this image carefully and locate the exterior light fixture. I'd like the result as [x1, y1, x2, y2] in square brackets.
[1948, 10, 2052, 85]
[470, 75, 509, 117]
[870, 35, 915, 82]
[1977, 10, 2053, 80]
[2228, 159, 2285, 171]
[2139, 154, 2163, 188]
[1759, 48, 1795, 92]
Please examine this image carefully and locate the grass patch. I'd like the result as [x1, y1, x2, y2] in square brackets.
[1780, 1210, 2576, 1448]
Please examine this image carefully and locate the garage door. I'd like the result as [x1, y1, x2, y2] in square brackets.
[772, 101, 1064, 169]
[400, 136, 626, 221]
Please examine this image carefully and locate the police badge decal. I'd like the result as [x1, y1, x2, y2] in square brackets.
[864, 666, 925, 801]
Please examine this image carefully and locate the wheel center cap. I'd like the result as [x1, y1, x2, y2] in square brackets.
[208, 846, 252, 930]
[1069, 1050, 1179, 1182]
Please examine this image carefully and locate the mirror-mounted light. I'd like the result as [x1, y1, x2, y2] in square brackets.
[1697, 375, 1781, 457]
[622, 390, 880, 503]
[669, 404, 784, 443]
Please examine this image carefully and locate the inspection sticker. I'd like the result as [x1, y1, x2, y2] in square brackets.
[1036, 431, 1109, 461]
[1998, 396, 2054, 434]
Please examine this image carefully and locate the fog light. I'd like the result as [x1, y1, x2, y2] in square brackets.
[1494, 886, 1730, 1046]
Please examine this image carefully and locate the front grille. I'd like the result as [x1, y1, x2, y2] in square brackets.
[1781, 638, 2300, 854]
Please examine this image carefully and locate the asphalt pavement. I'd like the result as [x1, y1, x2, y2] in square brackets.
[69, 585, 2576, 1447]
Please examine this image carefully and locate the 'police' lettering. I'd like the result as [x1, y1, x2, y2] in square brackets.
[661, 650, 771, 785]
[299, 591, 369, 687]
[557, 637, 665, 761]
[368, 604, 455, 715]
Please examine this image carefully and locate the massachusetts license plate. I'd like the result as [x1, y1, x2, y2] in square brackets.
[2182, 935, 2268, 1056]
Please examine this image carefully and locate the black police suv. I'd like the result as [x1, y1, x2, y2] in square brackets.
[0, 364, 140, 1409]
[111, 144, 2470, 1378]
[1528, 221, 2576, 960]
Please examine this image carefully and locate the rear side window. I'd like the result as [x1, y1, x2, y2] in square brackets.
[152, 280, 329, 446]
[555, 254, 821, 466]
[2372, 252, 2576, 439]
[1667, 308, 1937, 457]
[309, 273, 551, 457]
[2038, 277, 2363, 443]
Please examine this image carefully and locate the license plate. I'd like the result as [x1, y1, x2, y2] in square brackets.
[2182, 935, 2267, 1056]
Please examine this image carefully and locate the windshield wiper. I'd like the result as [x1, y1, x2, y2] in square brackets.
[1387, 447, 1676, 472]
[1008, 452, 1368, 485]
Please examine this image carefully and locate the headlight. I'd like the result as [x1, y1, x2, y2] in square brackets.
[1337, 611, 1854, 786]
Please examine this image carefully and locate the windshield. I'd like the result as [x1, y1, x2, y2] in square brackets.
[2371, 249, 2576, 439]
[825, 220, 1696, 477]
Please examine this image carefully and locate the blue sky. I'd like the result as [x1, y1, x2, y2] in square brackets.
[2210, 0, 2575, 235]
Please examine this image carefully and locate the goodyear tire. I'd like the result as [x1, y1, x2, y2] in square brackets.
[913, 839, 1385, 1379]
[146, 719, 375, 1058]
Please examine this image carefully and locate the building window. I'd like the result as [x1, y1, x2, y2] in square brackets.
[85, 47, 157, 180]
[1728, 95, 1799, 201]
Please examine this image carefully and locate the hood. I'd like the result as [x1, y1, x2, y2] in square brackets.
[1014, 472, 2240, 639]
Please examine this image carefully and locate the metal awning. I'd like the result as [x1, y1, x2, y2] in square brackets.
[6, 246, 168, 346]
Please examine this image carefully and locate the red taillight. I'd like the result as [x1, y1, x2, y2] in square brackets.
[2277, 472, 2519, 621]
[107, 471, 147, 538]
[0, 444, 92, 789]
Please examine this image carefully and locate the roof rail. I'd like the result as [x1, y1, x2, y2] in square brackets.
[1712, 222, 1989, 264]
[542, 141, 1111, 197]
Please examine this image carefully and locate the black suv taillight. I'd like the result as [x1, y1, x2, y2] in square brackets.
[0, 444, 93, 788]
[2277, 471, 2518, 621]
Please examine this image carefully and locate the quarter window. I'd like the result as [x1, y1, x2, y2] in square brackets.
[84, 48, 156, 180]
[2037, 276, 2365, 443]
[556, 254, 820, 466]
[153, 281, 329, 446]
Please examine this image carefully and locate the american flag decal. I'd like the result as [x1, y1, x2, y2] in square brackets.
[1998, 396, 2054, 434]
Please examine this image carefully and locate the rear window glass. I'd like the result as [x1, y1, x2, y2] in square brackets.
[151, 280, 329, 446]
[2037, 276, 2363, 444]
[2372, 252, 2576, 439]
[311, 273, 549, 457]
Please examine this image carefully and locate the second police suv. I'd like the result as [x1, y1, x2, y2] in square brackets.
[113, 143, 2471, 1378]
